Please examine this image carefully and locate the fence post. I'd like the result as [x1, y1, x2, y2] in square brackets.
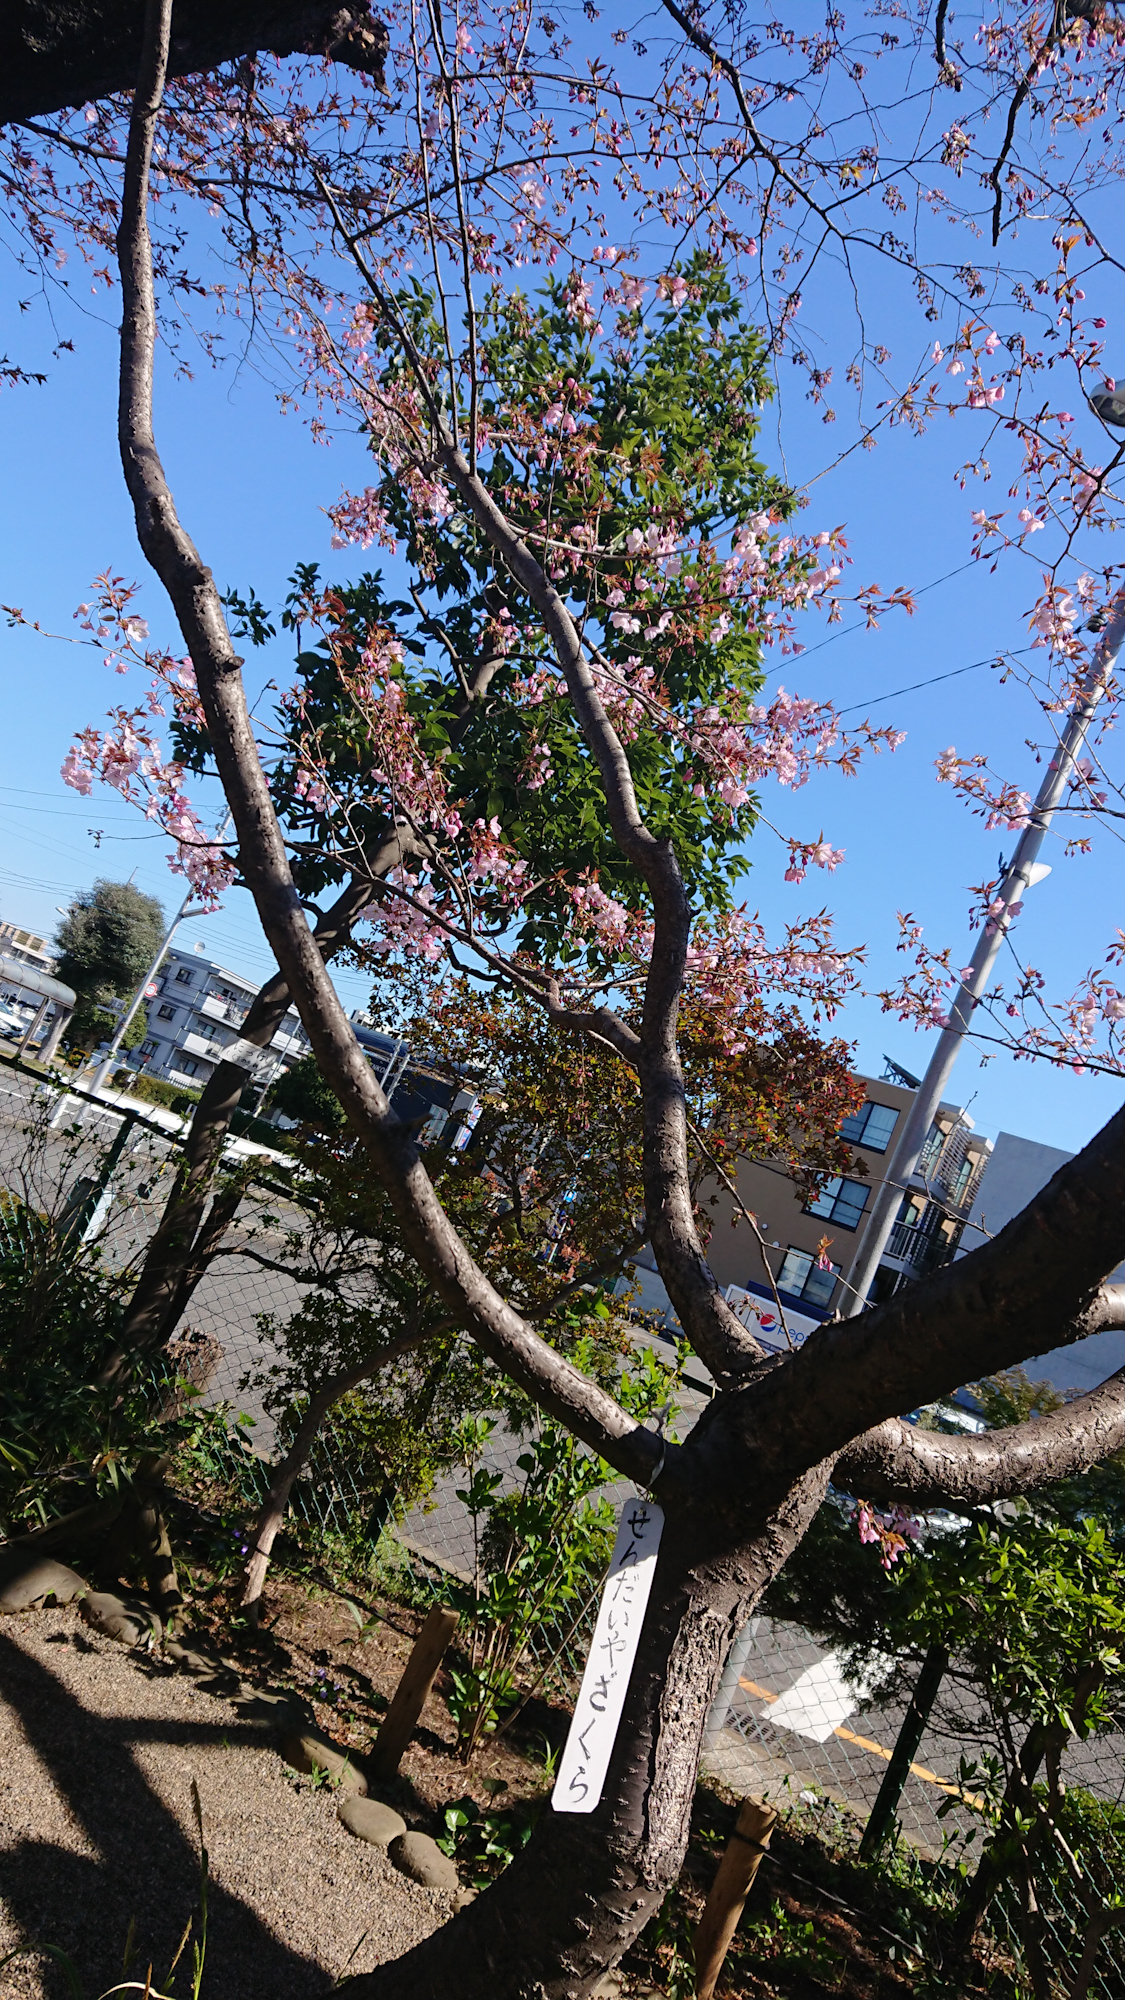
[693, 1795, 777, 2000]
[58, 1109, 139, 1245]
[367, 1605, 459, 1782]
[859, 1642, 948, 1861]
[704, 1617, 761, 1754]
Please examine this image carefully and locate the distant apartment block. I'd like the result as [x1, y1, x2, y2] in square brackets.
[0, 922, 56, 975]
[957, 1134, 1125, 1397]
[131, 954, 482, 1147]
[131, 946, 309, 1089]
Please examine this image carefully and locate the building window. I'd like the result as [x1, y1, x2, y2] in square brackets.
[805, 1176, 871, 1231]
[918, 1122, 944, 1177]
[176, 1057, 200, 1077]
[840, 1100, 899, 1153]
[175, 967, 194, 985]
[777, 1247, 839, 1309]
[156, 1003, 176, 1020]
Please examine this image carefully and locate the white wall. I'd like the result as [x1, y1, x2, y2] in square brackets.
[958, 1131, 1125, 1397]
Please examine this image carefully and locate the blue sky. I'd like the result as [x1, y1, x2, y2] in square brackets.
[1, 170, 1122, 1159]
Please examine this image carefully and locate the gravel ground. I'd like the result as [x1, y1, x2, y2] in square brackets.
[0, 1604, 450, 2000]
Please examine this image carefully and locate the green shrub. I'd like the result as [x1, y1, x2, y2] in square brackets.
[114, 1070, 201, 1114]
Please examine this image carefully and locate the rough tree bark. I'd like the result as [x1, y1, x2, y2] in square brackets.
[108, 7, 1125, 1993]
[2, 0, 386, 126]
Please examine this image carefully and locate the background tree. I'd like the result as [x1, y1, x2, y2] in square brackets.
[53, 877, 164, 1053]
[896, 1516, 1125, 1993]
[265, 1049, 346, 1133]
[238, 969, 858, 1615]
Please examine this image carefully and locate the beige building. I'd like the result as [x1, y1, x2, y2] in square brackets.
[0, 921, 56, 975]
[704, 1060, 992, 1319]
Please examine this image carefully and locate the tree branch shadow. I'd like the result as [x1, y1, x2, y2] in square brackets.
[0, 1629, 333, 2000]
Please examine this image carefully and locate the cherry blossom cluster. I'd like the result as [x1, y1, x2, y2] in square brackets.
[682, 909, 864, 1049]
[934, 746, 1033, 833]
[855, 1501, 923, 1573]
[327, 486, 397, 554]
[61, 709, 233, 906]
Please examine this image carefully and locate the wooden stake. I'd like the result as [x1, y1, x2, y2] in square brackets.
[693, 1796, 777, 2000]
[367, 1605, 459, 1781]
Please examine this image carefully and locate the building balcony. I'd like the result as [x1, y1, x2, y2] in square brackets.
[198, 992, 248, 1027]
[886, 1218, 957, 1276]
[269, 1025, 308, 1056]
[180, 1030, 224, 1063]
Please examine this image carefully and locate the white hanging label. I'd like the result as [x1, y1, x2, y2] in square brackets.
[552, 1497, 665, 1815]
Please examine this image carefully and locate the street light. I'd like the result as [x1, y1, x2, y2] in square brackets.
[87, 810, 233, 1096]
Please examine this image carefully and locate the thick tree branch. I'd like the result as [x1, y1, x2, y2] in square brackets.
[744, 1101, 1125, 1476]
[839, 1297, 1125, 1505]
[2, 1, 387, 126]
[112, 2, 661, 1493]
[838, 1377, 1125, 1507]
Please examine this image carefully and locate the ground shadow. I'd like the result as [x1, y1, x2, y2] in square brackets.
[0, 1630, 335, 2000]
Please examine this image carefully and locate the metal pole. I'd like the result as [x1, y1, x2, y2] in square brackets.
[844, 591, 1125, 1315]
[15, 995, 50, 1058]
[89, 810, 232, 1095]
[58, 1108, 139, 1247]
[704, 1617, 761, 1753]
[38, 1004, 72, 1065]
[858, 1643, 948, 1860]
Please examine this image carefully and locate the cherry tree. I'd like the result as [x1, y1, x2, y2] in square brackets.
[12, 5, 1125, 1995]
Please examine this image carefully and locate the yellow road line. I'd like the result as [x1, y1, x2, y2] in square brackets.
[739, 1676, 983, 1809]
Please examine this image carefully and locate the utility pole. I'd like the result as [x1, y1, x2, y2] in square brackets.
[89, 810, 233, 1095]
[844, 588, 1125, 1316]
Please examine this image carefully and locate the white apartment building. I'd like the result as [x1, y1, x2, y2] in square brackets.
[131, 945, 309, 1090]
[0, 922, 56, 975]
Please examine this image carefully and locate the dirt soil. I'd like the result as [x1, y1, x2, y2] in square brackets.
[220, 1572, 561, 1823]
[0, 1601, 454, 2000]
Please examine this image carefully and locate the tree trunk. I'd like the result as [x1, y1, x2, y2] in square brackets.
[241, 1385, 337, 1613]
[240, 1325, 428, 1613]
[101, 872, 379, 1382]
[2, 1, 387, 125]
[342, 1477, 826, 2000]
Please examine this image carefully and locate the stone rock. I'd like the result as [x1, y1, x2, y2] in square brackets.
[280, 1728, 368, 1794]
[452, 1887, 477, 1913]
[388, 1831, 459, 1893]
[337, 1794, 407, 1848]
[79, 1590, 157, 1645]
[0, 1557, 87, 1613]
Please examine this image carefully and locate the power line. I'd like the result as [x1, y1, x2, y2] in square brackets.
[835, 642, 1032, 718]
[767, 558, 978, 677]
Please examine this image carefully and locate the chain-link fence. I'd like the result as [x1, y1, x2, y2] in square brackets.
[4, 1055, 1125, 1994]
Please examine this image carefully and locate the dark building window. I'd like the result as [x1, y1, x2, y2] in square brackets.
[805, 1176, 871, 1231]
[777, 1247, 839, 1308]
[175, 967, 193, 985]
[840, 1100, 899, 1153]
[157, 1003, 176, 1020]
